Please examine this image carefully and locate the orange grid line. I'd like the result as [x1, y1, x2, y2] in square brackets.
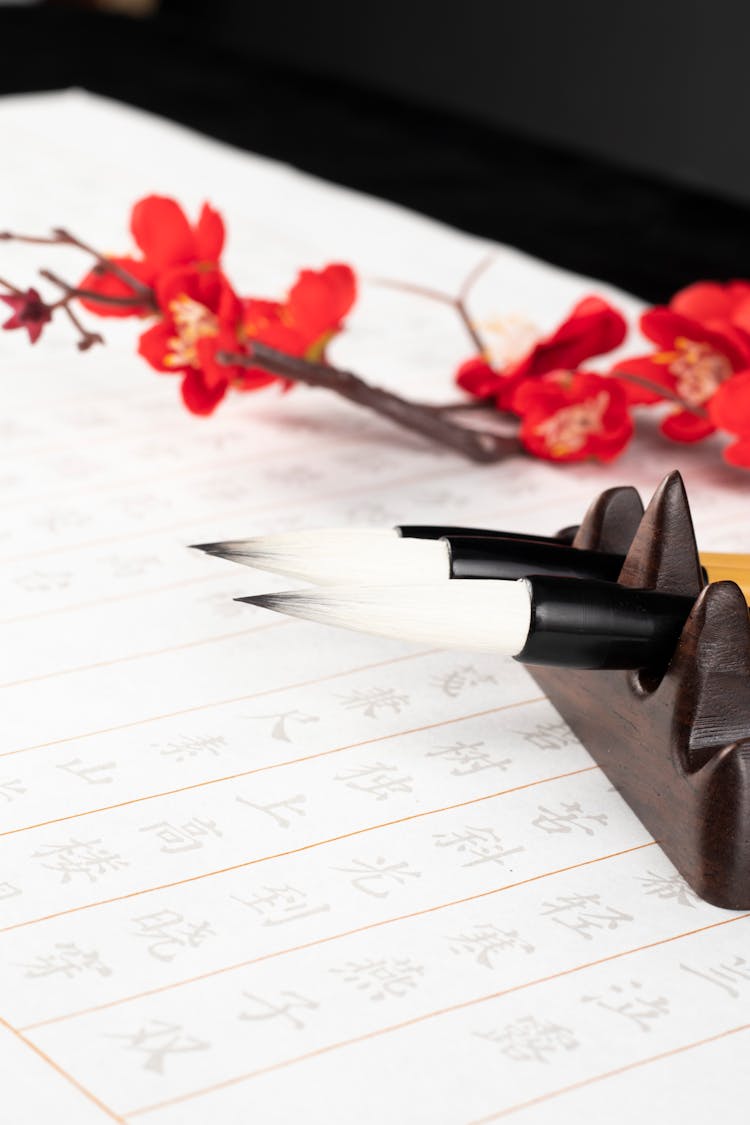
[21, 837, 648, 1032]
[0, 1013, 125, 1123]
[0, 696, 545, 838]
[469, 1022, 750, 1122]
[123, 904, 749, 1118]
[0, 762, 601, 934]
[0, 647, 440, 760]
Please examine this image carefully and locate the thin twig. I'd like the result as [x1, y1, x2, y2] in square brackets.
[0, 227, 156, 304]
[0, 275, 24, 297]
[219, 342, 521, 464]
[615, 370, 709, 419]
[62, 304, 104, 351]
[40, 269, 149, 310]
[370, 254, 494, 355]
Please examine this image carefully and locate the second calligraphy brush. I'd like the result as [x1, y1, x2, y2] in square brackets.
[192, 528, 750, 599]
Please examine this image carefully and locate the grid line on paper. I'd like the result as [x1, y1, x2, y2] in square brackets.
[0, 619, 289, 690]
[0, 648, 441, 759]
[20, 839, 656, 1033]
[0, 762, 604, 934]
[0, 696, 546, 837]
[0, 573, 229, 626]
[1, 463, 478, 565]
[0, 1013, 125, 1123]
[0, 430, 367, 514]
[2, 474, 583, 567]
[122, 906, 750, 1120]
[469, 1021, 750, 1122]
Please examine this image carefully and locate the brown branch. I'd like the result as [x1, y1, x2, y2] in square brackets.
[62, 303, 104, 351]
[219, 343, 521, 464]
[40, 269, 152, 311]
[0, 275, 24, 297]
[615, 370, 709, 419]
[370, 255, 494, 356]
[0, 227, 156, 304]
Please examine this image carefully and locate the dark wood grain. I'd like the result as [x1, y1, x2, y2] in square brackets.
[530, 470, 750, 910]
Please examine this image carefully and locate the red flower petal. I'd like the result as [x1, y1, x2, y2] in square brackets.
[130, 195, 196, 271]
[138, 320, 179, 373]
[708, 370, 750, 433]
[286, 264, 357, 343]
[180, 369, 228, 415]
[520, 296, 627, 378]
[455, 357, 504, 400]
[659, 410, 715, 443]
[194, 203, 225, 263]
[723, 437, 750, 467]
[670, 281, 737, 323]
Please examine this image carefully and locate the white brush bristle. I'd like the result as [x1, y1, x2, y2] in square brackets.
[216, 528, 450, 585]
[253, 581, 532, 654]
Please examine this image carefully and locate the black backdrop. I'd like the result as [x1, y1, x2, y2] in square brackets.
[2, 1, 750, 304]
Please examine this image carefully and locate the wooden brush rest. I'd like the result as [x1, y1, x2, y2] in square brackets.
[529, 470, 750, 910]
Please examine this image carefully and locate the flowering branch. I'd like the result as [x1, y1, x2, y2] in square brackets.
[219, 342, 521, 463]
[4, 195, 750, 468]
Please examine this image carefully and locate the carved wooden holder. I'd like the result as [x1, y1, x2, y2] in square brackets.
[529, 469, 750, 910]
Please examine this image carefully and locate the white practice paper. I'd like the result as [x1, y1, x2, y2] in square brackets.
[1, 91, 750, 1124]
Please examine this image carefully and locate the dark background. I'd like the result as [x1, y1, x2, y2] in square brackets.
[2, 0, 750, 302]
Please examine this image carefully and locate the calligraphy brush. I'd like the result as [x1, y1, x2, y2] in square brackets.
[234, 575, 706, 670]
[191, 528, 750, 599]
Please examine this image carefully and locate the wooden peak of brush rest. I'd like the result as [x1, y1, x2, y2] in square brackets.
[530, 470, 750, 910]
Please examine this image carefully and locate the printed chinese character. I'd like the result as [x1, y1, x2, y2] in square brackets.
[434, 825, 524, 868]
[239, 990, 318, 1030]
[680, 956, 750, 998]
[335, 761, 413, 800]
[332, 957, 424, 1000]
[154, 734, 227, 763]
[476, 1016, 579, 1063]
[57, 758, 117, 786]
[338, 686, 410, 719]
[638, 870, 699, 908]
[246, 709, 319, 743]
[532, 801, 608, 836]
[335, 857, 422, 898]
[426, 740, 511, 776]
[582, 980, 670, 1031]
[431, 665, 497, 699]
[0, 778, 26, 803]
[14, 569, 72, 592]
[109, 1020, 210, 1074]
[18, 942, 112, 979]
[140, 818, 222, 854]
[100, 554, 160, 579]
[34, 508, 91, 535]
[232, 884, 329, 926]
[32, 838, 128, 883]
[540, 894, 633, 939]
[448, 923, 535, 968]
[516, 720, 578, 752]
[130, 910, 215, 962]
[236, 794, 306, 829]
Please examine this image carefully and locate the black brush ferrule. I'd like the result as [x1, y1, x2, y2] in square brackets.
[396, 524, 578, 545]
[444, 536, 624, 582]
[515, 575, 696, 670]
